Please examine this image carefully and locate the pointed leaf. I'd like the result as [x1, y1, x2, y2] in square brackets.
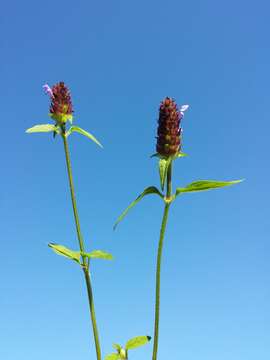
[159, 158, 171, 191]
[67, 126, 103, 147]
[105, 353, 120, 360]
[112, 343, 122, 352]
[82, 250, 113, 260]
[175, 179, 243, 197]
[113, 187, 163, 230]
[125, 335, 151, 350]
[48, 243, 81, 263]
[26, 124, 57, 133]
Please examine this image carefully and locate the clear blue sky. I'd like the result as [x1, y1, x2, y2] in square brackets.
[1, 0, 269, 359]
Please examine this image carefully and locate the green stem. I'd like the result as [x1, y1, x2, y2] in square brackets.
[62, 132, 102, 360]
[152, 162, 172, 360]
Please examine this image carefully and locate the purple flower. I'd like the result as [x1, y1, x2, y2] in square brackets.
[43, 84, 54, 98]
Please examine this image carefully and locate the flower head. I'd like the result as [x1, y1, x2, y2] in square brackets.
[44, 82, 73, 124]
[156, 97, 188, 157]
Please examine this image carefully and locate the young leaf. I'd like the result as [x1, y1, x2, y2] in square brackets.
[48, 243, 81, 263]
[26, 124, 57, 133]
[175, 179, 243, 197]
[112, 343, 122, 352]
[125, 335, 151, 350]
[105, 353, 120, 360]
[113, 186, 163, 230]
[82, 250, 113, 260]
[66, 126, 103, 147]
[159, 158, 171, 191]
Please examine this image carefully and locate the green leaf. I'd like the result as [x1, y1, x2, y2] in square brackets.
[105, 353, 120, 360]
[113, 186, 163, 230]
[48, 243, 81, 263]
[112, 344, 122, 352]
[159, 158, 171, 191]
[66, 126, 103, 147]
[26, 124, 57, 133]
[82, 250, 113, 260]
[175, 179, 243, 197]
[125, 335, 151, 350]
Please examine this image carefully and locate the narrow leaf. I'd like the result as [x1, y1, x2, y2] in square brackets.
[175, 179, 243, 197]
[113, 187, 163, 230]
[67, 126, 103, 147]
[105, 353, 120, 360]
[26, 124, 57, 133]
[48, 243, 81, 263]
[159, 158, 171, 191]
[82, 250, 113, 260]
[125, 335, 151, 350]
[112, 344, 122, 352]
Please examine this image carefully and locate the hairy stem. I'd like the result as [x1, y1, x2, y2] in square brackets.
[152, 162, 172, 360]
[62, 132, 102, 360]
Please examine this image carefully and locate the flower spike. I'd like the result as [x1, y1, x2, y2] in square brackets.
[156, 97, 188, 158]
[46, 81, 73, 124]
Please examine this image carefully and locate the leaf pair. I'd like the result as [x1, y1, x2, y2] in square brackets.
[105, 336, 151, 360]
[114, 179, 243, 229]
[48, 243, 113, 265]
[26, 124, 102, 147]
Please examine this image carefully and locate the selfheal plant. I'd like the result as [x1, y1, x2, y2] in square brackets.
[114, 97, 242, 360]
[26, 82, 110, 360]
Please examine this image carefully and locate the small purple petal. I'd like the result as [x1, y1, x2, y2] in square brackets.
[43, 84, 54, 98]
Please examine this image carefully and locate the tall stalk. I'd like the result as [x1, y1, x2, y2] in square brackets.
[62, 132, 102, 360]
[113, 96, 241, 360]
[152, 163, 172, 360]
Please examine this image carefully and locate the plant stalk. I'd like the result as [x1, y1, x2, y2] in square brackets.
[62, 132, 102, 360]
[152, 162, 173, 360]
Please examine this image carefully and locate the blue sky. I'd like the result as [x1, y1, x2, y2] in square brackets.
[0, 0, 269, 359]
